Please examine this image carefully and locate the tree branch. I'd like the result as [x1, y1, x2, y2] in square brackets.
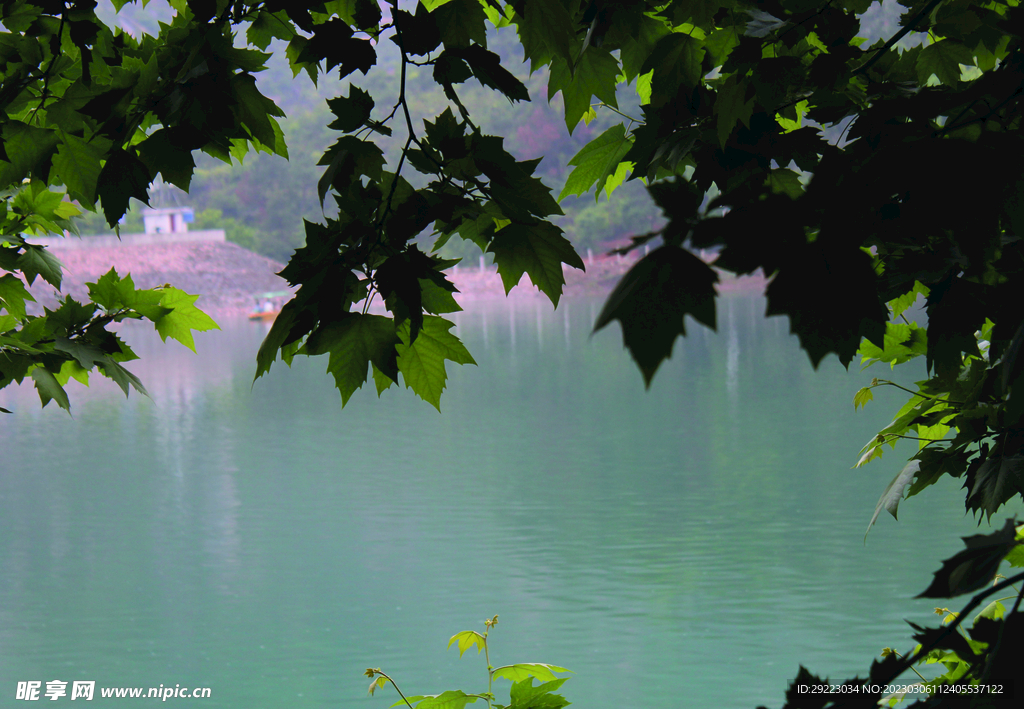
[854, 0, 943, 76]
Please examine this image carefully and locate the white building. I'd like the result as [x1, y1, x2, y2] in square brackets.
[142, 206, 194, 234]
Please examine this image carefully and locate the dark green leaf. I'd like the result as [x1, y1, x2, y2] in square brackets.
[548, 46, 620, 133]
[515, 0, 576, 71]
[917, 518, 1020, 598]
[96, 149, 151, 226]
[594, 246, 718, 387]
[17, 244, 63, 288]
[639, 33, 704, 109]
[966, 448, 1024, 520]
[317, 136, 386, 206]
[0, 273, 34, 319]
[455, 45, 529, 102]
[917, 39, 974, 87]
[559, 124, 633, 201]
[52, 132, 105, 206]
[392, 6, 441, 56]
[715, 79, 755, 148]
[395, 315, 475, 410]
[31, 366, 70, 411]
[488, 222, 584, 306]
[0, 121, 58, 186]
[303, 314, 402, 406]
[136, 128, 199, 193]
[327, 85, 375, 133]
[432, 0, 487, 49]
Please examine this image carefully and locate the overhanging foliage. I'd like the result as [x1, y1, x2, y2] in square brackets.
[2, 0, 1024, 703]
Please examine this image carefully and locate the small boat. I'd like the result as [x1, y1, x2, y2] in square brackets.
[248, 291, 289, 321]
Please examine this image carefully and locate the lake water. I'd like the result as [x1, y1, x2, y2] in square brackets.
[2, 292, 1019, 708]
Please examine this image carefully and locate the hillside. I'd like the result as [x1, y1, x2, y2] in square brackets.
[31, 240, 291, 317]
[30, 239, 765, 322]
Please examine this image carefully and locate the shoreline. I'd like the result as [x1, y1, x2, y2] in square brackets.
[28, 239, 767, 320]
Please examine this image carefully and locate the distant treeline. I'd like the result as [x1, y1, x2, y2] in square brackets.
[77, 0, 914, 263]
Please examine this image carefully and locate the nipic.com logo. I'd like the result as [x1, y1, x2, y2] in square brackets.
[15, 680, 212, 701]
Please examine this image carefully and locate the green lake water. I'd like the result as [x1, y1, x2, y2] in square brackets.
[2, 292, 1020, 708]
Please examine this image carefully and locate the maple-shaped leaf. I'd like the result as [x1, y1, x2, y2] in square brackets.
[136, 128, 199, 193]
[454, 45, 529, 103]
[473, 136, 563, 220]
[16, 244, 63, 288]
[744, 9, 788, 38]
[52, 132, 105, 206]
[507, 678, 570, 709]
[316, 136, 385, 206]
[619, 13, 671, 82]
[96, 357, 149, 398]
[376, 246, 457, 343]
[594, 246, 718, 387]
[639, 33, 704, 110]
[230, 73, 286, 150]
[392, 5, 441, 56]
[392, 690, 479, 709]
[0, 121, 58, 187]
[515, 0, 576, 71]
[303, 313, 402, 406]
[0, 273, 34, 320]
[298, 20, 376, 80]
[327, 85, 374, 133]
[548, 46, 620, 133]
[246, 9, 297, 50]
[782, 666, 830, 709]
[714, 79, 755, 148]
[917, 518, 1020, 598]
[96, 148, 151, 226]
[448, 630, 487, 656]
[559, 124, 633, 201]
[153, 287, 220, 352]
[766, 242, 887, 368]
[965, 448, 1024, 520]
[488, 222, 584, 306]
[916, 39, 974, 87]
[31, 367, 70, 411]
[432, 0, 487, 49]
[395, 315, 475, 410]
[491, 664, 571, 684]
[906, 446, 970, 498]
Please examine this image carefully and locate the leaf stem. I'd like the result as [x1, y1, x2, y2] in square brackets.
[873, 380, 961, 405]
[876, 570, 1024, 687]
[376, 671, 415, 709]
[483, 629, 493, 709]
[854, 0, 944, 76]
[592, 102, 641, 124]
[887, 650, 928, 682]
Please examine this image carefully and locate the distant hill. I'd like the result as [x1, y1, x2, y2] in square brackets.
[32, 239, 290, 317]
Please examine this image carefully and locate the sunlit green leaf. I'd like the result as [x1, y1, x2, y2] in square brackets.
[396, 316, 475, 410]
[152, 288, 220, 352]
[491, 664, 571, 684]
[559, 124, 633, 202]
[447, 630, 487, 657]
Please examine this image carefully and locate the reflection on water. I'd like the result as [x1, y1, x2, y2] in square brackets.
[1, 294, 1021, 708]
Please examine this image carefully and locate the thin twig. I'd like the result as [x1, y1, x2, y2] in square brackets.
[854, 0, 944, 76]
[878, 570, 1024, 687]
